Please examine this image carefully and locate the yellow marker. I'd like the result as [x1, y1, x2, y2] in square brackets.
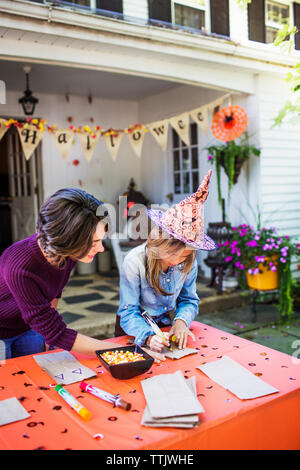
[55, 384, 92, 421]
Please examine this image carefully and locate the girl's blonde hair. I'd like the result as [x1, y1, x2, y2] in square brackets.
[145, 226, 196, 296]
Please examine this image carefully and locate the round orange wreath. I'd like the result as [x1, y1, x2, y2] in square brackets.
[211, 105, 248, 142]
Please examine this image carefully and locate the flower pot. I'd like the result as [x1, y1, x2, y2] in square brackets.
[246, 256, 279, 291]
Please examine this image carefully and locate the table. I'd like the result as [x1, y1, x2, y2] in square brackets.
[0, 321, 300, 450]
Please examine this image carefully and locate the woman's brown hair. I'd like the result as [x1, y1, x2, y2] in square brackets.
[145, 226, 196, 296]
[36, 188, 108, 267]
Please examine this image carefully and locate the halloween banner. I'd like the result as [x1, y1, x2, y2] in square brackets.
[190, 105, 209, 135]
[169, 112, 190, 147]
[0, 118, 8, 141]
[127, 127, 146, 158]
[77, 130, 101, 162]
[104, 131, 123, 161]
[148, 119, 169, 151]
[0, 93, 233, 161]
[17, 124, 43, 161]
[50, 129, 74, 160]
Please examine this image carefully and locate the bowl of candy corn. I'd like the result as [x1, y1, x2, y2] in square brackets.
[96, 345, 154, 380]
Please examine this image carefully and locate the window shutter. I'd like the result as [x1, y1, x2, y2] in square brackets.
[210, 0, 230, 37]
[96, 1, 123, 14]
[148, 0, 172, 23]
[248, 0, 266, 43]
[294, 3, 300, 50]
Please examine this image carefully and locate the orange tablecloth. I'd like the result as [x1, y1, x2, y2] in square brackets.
[0, 321, 300, 450]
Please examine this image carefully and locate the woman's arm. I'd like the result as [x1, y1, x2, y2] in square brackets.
[70, 333, 121, 355]
[170, 260, 199, 348]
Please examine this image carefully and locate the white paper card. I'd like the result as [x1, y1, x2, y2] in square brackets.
[163, 346, 199, 360]
[33, 351, 96, 385]
[197, 355, 279, 400]
[0, 397, 30, 426]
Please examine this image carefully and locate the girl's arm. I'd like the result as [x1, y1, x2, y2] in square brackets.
[118, 258, 156, 347]
[171, 260, 199, 348]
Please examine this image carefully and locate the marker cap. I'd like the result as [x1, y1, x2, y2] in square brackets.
[79, 408, 92, 421]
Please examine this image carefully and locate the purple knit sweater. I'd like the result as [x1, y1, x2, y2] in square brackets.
[0, 233, 78, 350]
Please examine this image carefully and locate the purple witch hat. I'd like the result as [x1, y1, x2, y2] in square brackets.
[147, 170, 216, 251]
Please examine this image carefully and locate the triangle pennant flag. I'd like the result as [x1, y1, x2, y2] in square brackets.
[104, 131, 123, 161]
[148, 119, 169, 151]
[17, 124, 44, 161]
[127, 128, 146, 158]
[207, 96, 227, 116]
[0, 118, 8, 142]
[190, 106, 209, 135]
[51, 129, 74, 160]
[77, 130, 101, 162]
[169, 112, 190, 146]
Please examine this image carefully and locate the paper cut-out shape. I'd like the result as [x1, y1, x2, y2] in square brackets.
[33, 351, 96, 385]
[0, 397, 30, 426]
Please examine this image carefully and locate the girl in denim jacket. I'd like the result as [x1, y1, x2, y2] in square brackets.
[115, 170, 216, 354]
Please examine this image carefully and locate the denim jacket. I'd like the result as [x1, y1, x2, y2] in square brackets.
[117, 243, 200, 346]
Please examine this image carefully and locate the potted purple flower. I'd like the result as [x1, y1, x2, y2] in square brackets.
[217, 224, 300, 319]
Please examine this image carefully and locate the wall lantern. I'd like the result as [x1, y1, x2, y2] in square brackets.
[18, 66, 39, 116]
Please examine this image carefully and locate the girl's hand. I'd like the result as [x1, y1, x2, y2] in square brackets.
[146, 333, 169, 353]
[169, 319, 196, 349]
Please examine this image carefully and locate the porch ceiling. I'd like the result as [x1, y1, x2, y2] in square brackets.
[0, 59, 178, 101]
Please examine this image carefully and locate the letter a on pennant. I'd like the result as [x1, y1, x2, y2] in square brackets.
[51, 129, 74, 160]
[169, 112, 190, 146]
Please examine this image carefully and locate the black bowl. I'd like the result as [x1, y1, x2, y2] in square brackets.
[96, 345, 154, 380]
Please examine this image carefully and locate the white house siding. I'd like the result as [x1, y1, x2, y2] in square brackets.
[256, 73, 300, 276]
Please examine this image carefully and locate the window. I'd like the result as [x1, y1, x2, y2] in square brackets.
[172, 123, 200, 195]
[265, 0, 290, 43]
[172, 0, 207, 30]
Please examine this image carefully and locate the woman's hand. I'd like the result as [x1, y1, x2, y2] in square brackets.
[146, 333, 170, 353]
[169, 319, 195, 349]
[50, 298, 58, 310]
[140, 346, 166, 364]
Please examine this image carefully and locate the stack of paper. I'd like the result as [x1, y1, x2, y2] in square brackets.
[141, 370, 204, 428]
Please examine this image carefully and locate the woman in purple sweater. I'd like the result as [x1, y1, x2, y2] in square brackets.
[0, 188, 120, 359]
